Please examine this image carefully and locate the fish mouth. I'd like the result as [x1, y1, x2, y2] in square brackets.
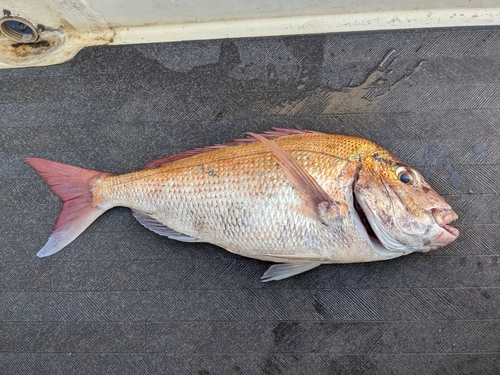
[422, 208, 459, 250]
[432, 208, 459, 234]
[440, 223, 460, 237]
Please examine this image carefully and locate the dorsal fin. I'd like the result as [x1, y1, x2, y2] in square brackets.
[143, 128, 320, 169]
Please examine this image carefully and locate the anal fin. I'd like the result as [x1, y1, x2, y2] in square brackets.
[132, 210, 204, 243]
[261, 262, 322, 282]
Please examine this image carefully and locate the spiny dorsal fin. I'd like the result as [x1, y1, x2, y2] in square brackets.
[143, 128, 320, 169]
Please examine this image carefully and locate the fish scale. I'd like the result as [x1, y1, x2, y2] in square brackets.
[96, 139, 377, 263]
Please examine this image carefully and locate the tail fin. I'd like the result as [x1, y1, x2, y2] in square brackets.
[25, 158, 109, 257]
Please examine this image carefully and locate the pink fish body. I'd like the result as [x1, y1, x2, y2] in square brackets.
[26, 129, 459, 281]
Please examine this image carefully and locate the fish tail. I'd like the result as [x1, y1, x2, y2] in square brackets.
[25, 158, 111, 257]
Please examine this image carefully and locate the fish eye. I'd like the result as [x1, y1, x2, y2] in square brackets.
[400, 173, 412, 183]
[396, 166, 413, 184]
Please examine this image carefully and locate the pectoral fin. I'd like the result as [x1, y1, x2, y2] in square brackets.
[248, 132, 340, 224]
[261, 262, 322, 282]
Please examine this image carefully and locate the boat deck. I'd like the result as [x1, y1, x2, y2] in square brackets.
[1, 26, 499, 374]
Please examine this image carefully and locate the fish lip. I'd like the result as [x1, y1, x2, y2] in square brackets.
[441, 224, 460, 237]
[431, 208, 460, 237]
[423, 223, 460, 250]
[420, 208, 460, 251]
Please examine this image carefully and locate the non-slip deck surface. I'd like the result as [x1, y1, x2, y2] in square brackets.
[1, 26, 499, 374]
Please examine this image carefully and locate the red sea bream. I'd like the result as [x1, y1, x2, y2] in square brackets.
[26, 129, 459, 281]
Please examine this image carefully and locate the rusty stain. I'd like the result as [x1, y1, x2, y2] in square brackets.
[0, 34, 61, 64]
[11, 40, 51, 49]
[0, 16, 114, 68]
[0, 38, 56, 59]
[11, 40, 52, 51]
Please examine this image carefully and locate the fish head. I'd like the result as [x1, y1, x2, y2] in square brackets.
[353, 151, 459, 254]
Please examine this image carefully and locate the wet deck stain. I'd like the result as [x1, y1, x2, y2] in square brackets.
[133, 39, 426, 121]
[272, 321, 299, 345]
[263, 357, 282, 375]
[443, 159, 463, 189]
[474, 144, 486, 155]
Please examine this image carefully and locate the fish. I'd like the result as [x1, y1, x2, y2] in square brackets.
[25, 128, 459, 281]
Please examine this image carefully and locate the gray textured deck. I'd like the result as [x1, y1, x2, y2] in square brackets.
[1, 26, 499, 374]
